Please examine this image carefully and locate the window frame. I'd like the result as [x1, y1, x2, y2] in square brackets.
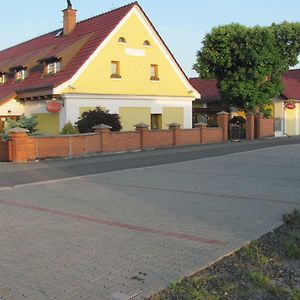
[150, 64, 159, 81]
[118, 37, 126, 44]
[15, 69, 27, 81]
[143, 40, 151, 47]
[47, 61, 61, 75]
[0, 73, 6, 84]
[111, 61, 121, 79]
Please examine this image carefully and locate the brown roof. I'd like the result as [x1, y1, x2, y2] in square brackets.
[190, 69, 300, 102]
[0, 2, 137, 102]
[0, 2, 194, 103]
[189, 78, 220, 102]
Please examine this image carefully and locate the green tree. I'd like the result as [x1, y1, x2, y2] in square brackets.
[194, 22, 300, 111]
[76, 107, 122, 133]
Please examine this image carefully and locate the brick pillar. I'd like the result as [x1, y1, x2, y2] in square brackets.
[8, 127, 29, 163]
[135, 123, 149, 150]
[246, 112, 255, 140]
[93, 124, 112, 153]
[167, 123, 181, 147]
[255, 113, 263, 139]
[217, 111, 229, 142]
[194, 122, 207, 144]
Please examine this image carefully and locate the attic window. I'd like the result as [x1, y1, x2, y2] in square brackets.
[47, 61, 61, 74]
[150, 64, 159, 81]
[118, 37, 126, 44]
[38, 57, 61, 75]
[16, 69, 27, 81]
[0, 73, 6, 84]
[143, 40, 151, 47]
[10, 66, 27, 81]
[111, 61, 121, 79]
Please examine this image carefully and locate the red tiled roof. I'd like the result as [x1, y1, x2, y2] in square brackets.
[284, 69, 300, 80]
[190, 69, 300, 102]
[0, 2, 137, 102]
[282, 76, 300, 100]
[189, 78, 220, 102]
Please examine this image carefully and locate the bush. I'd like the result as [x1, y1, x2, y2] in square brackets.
[5, 115, 38, 134]
[76, 107, 122, 133]
[60, 122, 79, 135]
[282, 209, 300, 226]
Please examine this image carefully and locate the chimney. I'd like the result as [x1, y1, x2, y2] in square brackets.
[62, 6, 77, 35]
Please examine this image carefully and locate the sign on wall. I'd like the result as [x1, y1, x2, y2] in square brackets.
[285, 102, 296, 110]
[46, 100, 62, 113]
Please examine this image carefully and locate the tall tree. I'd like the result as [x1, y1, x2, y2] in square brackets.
[194, 22, 300, 111]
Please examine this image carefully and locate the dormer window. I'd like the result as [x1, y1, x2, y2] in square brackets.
[47, 61, 61, 74]
[118, 37, 126, 44]
[0, 72, 6, 84]
[143, 40, 151, 47]
[38, 56, 62, 75]
[10, 66, 27, 81]
[16, 69, 26, 81]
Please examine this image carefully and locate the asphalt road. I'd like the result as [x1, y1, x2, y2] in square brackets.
[1, 136, 300, 188]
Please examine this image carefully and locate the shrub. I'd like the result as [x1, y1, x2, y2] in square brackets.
[76, 107, 122, 133]
[286, 239, 300, 259]
[5, 115, 38, 134]
[282, 209, 300, 226]
[60, 122, 79, 135]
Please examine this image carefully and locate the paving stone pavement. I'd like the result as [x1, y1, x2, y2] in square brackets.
[0, 144, 299, 299]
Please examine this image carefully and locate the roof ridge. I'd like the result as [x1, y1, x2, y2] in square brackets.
[0, 2, 138, 55]
[76, 2, 138, 25]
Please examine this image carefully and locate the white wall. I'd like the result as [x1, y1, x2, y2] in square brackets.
[0, 99, 24, 116]
[63, 94, 193, 129]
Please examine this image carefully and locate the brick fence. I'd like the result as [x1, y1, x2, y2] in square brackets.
[2, 111, 274, 163]
[4, 112, 229, 163]
[246, 113, 274, 140]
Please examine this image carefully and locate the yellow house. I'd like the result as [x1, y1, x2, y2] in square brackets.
[0, 2, 199, 134]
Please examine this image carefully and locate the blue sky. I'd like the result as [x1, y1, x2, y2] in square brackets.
[1, 0, 300, 77]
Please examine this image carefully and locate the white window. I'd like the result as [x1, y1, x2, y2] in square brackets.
[47, 61, 61, 74]
[0, 73, 5, 84]
[15, 69, 26, 81]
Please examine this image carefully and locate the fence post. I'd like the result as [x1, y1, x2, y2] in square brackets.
[246, 112, 255, 140]
[217, 111, 229, 141]
[7, 127, 29, 163]
[93, 124, 112, 153]
[135, 123, 149, 150]
[194, 122, 207, 144]
[255, 113, 263, 139]
[167, 123, 181, 147]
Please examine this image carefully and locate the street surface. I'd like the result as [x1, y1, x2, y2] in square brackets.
[0, 137, 299, 299]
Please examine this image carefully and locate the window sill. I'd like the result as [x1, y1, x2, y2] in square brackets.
[111, 74, 122, 80]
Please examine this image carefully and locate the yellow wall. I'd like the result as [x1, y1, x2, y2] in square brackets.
[162, 107, 184, 129]
[62, 12, 193, 98]
[285, 106, 296, 136]
[34, 113, 60, 135]
[79, 107, 97, 116]
[119, 107, 150, 130]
